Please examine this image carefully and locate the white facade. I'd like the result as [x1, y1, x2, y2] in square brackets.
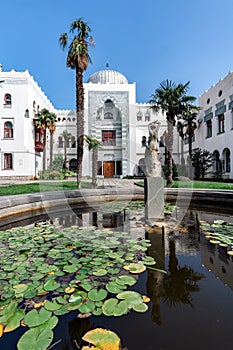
[186, 71, 233, 179]
[0, 67, 54, 179]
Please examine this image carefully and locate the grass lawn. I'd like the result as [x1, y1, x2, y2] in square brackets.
[0, 180, 233, 197]
[0, 181, 92, 196]
[137, 180, 233, 190]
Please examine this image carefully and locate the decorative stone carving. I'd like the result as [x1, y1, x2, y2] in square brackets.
[145, 120, 162, 177]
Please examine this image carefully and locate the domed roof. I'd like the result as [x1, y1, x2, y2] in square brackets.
[87, 69, 128, 84]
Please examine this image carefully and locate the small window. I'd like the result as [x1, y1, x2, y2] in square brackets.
[145, 110, 150, 122]
[4, 153, 13, 169]
[4, 121, 13, 138]
[206, 120, 212, 138]
[4, 93, 11, 105]
[207, 98, 210, 104]
[218, 114, 225, 134]
[137, 111, 142, 121]
[218, 90, 222, 97]
[104, 112, 113, 119]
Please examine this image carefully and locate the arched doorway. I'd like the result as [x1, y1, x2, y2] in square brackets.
[213, 150, 222, 174]
[222, 148, 231, 173]
[69, 158, 77, 172]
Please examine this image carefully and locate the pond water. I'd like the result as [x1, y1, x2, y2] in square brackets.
[0, 204, 233, 350]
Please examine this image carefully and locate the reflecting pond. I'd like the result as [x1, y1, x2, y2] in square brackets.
[1, 203, 233, 350]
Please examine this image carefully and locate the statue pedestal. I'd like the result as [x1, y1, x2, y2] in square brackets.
[144, 177, 164, 223]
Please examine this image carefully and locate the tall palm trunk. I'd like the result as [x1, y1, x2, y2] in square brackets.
[49, 132, 53, 170]
[76, 67, 85, 188]
[167, 117, 174, 187]
[63, 140, 67, 170]
[42, 129, 47, 174]
[92, 147, 98, 189]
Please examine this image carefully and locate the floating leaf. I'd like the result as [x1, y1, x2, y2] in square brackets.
[93, 269, 108, 277]
[117, 275, 137, 286]
[3, 309, 24, 333]
[43, 279, 60, 292]
[117, 291, 143, 306]
[65, 287, 75, 294]
[17, 326, 53, 350]
[24, 308, 52, 327]
[44, 300, 62, 311]
[82, 328, 121, 350]
[88, 289, 108, 302]
[132, 302, 149, 313]
[123, 262, 146, 274]
[69, 291, 87, 304]
[106, 282, 125, 294]
[78, 300, 95, 314]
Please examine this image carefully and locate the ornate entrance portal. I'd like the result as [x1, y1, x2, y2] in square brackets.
[103, 161, 115, 177]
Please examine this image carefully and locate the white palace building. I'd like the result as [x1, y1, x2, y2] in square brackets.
[0, 64, 232, 180]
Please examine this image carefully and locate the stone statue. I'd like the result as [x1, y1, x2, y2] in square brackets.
[145, 120, 162, 177]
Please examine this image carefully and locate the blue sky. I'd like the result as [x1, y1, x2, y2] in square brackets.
[1, 0, 233, 110]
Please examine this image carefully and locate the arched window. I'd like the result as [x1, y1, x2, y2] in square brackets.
[4, 121, 13, 138]
[71, 136, 76, 148]
[223, 148, 230, 173]
[4, 153, 13, 169]
[104, 112, 113, 119]
[145, 110, 150, 122]
[4, 93, 11, 105]
[137, 111, 142, 122]
[69, 158, 77, 172]
[213, 150, 222, 174]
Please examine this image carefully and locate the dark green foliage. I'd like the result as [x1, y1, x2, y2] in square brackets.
[191, 148, 213, 180]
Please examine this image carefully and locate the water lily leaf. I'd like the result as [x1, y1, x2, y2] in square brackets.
[106, 282, 125, 294]
[93, 269, 108, 277]
[123, 262, 146, 274]
[63, 265, 78, 273]
[0, 323, 3, 337]
[102, 298, 119, 316]
[142, 256, 156, 265]
[82, 328, 121, 350]
[227, 251, 233, 256]
[44, 300, 62, 311]
[3, 309, 24, 333]
[79, 283, 93, 292]
[44, 279, 60, 292]
[69, 291, 87, 304]
[92, 308, 102, 316]
[24, 308, 52, 327]
[12, 284, 28, 294]
[78, 300, 95, 314]
[88, 289, 108, 302]
[17, 326, 53, 350]
[0, 300, 18, 323]
[116, 291, 143, 306]
[117, 275, 137, 286]
[65, 287, 75, 294]
[132, 302, 149, 313]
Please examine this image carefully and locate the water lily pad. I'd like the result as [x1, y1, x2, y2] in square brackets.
[116, 291, 143, 306]
[123, 262, 146, 274]
[3, 309, 24, 333]
[102, 298, 128, 317]
[24, 308, 52, 327]
[132, 302, 149, 313]
[106, 282, 125, 294]
[78, 300, 95, 314]
[43, 279, 60, 292]
[69, 291, 87, 304]
[82, 328, 121, 349]
[117, 275, 137, 286]
[88, 289, 108, 302]
[17, 326, 53, 350]
[93, 269, 108, 277]
[44, 300, 62, 311]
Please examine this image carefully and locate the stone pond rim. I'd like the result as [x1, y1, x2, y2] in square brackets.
[0, 187, 233, 225]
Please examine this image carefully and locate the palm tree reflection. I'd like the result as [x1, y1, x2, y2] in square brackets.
[146, 230, 204, 325]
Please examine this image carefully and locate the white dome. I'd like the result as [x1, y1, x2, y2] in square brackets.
[87, 69, 128, 84]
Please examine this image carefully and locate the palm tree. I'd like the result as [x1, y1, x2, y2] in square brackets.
[59, 18, 94, 188]
[35, 108, 57, 174]
[176, 120, 186, 174]
[150, 80, 198, 186]
[61, 130, 72, 170]
[184, 110, 198, 160]
[85, 135, 101, 189]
